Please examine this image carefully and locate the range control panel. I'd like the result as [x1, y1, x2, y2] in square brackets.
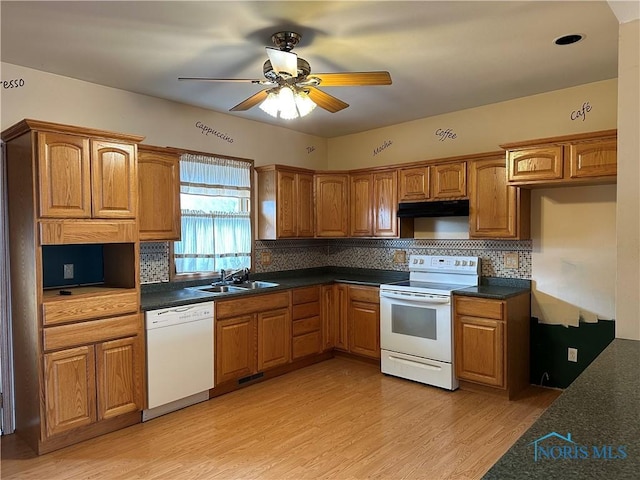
[409, 255, 480, 273]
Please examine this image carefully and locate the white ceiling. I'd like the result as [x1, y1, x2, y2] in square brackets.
[1, 1, 621, 138]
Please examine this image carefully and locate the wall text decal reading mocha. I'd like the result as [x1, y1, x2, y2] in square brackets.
[195, 121, 234, 143]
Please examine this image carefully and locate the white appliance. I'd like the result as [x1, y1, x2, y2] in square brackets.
[143, 301, 214, 421]
[380, 255, 480, 390]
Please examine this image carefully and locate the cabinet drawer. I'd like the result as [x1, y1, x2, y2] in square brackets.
[292, 286, 320, 305]
[347, 285, 379, 303]
[43, 313, 141, 351]
[292, 331, 322, 359]
[292, 302, 320, 320]
[43, 291, 139, 326]
[40, 219, 137, 244]
[292, 316, 321, 336]
[216, 291, 289, 319]
[454, 296, 503, 320]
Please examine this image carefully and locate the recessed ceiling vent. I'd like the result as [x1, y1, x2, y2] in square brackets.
[554, 34, 584, 46]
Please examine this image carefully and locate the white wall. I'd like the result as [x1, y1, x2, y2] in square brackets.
[0, 63, 328, 170]
[614, 19, 640, 340]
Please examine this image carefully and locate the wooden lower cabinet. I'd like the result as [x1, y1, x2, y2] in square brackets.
[453, 293, 530, 399]
[215, 291, 290, 384]
[347, 286, 380, 359]
[43, 333, 143, 439]
[215, 315, 257, 384]
[292, 286, 323, 359]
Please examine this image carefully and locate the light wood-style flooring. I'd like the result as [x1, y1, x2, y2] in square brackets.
[1, 357, 560, 480]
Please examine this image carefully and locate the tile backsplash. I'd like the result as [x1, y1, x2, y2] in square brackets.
[141, 238, 531, 284]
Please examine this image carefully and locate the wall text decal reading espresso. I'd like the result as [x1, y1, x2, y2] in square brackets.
[373, 140, 393, 156]
[435, 128, 457, 142]
[195, 121, 234, 143]
[306, 146, 316, 154]
[2, 78, 26, 89]
[571, 101, 592, 122]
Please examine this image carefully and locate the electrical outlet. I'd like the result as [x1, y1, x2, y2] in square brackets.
[504, 252, 519, 269]
[568, 347, 578, 363]
[393, 250, 407, 264]
[63, 263, 74, 279]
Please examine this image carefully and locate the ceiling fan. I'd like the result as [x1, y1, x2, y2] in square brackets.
[178, 31, 392, 117]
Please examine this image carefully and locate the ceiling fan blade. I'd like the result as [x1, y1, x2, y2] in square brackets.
[306, 87, 349, 113]
[229, 89, 269, 112]
[308, 71, 392, 87]
[266, 47, 298, 77]
[178, 77, 263, 83]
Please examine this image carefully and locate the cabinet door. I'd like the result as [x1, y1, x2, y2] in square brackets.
[257, 308, 291, 370]
[91, 140, 137, 218]
[348, 298, 380, 359]
[507, 146, 563, 182]
[569, 139, 617, 178]
[138, 149, 181, 241]
[431, 162, 466, 198]
[296, 173, 315, 237]
[334, 284, 349, 351]
[315, 174, 349, 237]
[372, 170, 398, 237]
[321, 285, 336, 351]
[215, 315, 256, 384]
[276, 170, 297, 238]
[469, 157, 525, 239]
[37, 132, 92, 218]
[96, 336, 143, 420]
[44, 346, 97, 437]
[399, 167, 429, 201]
[350, 173, 373, 236]
[454, 315, 505, 388]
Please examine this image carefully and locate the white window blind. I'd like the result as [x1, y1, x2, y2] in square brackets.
[174, 153, 251, 275]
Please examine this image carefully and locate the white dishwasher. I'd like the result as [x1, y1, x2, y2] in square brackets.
[143, 301, 214, 422]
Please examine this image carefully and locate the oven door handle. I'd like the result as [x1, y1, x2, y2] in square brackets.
[379, 290, 450, 304]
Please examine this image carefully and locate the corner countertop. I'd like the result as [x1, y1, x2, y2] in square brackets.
[483, 338, 640, 479]
[140, 267, 409, 311]
[454, 277, 531, 300]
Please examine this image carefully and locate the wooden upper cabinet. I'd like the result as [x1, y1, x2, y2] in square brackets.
[569, 138, 617, 179]
[350, 170, 398, 237]
[399, 167, 429, 201]
[256, 166, 314, 239]
[503, 130, 617, 187]
[37, 132, 92, 218]
[431, 162, 466, 198]
[469, 155, 530, 239]
[507, 146, 563, 182]
[138, 146, 181, 241]
[37, 132, 138, 219]
[315, 173, 349, 237]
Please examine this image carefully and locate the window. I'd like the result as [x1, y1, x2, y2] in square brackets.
[173, 153, 252, 277]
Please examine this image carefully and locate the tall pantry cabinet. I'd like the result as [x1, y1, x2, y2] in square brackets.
[2, 119, 146, 455]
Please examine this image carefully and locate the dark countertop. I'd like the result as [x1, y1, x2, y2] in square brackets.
[483, 338, 640, 479]
[454, 277, 531, 300]
[141, 267, 409, 311]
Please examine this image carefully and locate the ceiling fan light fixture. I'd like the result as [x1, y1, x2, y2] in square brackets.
[259, 86, 317, 119]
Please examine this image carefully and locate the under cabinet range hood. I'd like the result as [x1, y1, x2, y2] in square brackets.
[397, 199, 469, 218]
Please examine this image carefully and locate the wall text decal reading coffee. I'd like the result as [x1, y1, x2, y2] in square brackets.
[435, 128, 457, 142]
[2, 78, 25, 89]
[571, 102, 592, 122]
[195, 121, 234, 143]
[373, 140, 393, 156]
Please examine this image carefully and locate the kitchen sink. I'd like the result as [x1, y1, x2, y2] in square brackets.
[188, 280, 279, 295]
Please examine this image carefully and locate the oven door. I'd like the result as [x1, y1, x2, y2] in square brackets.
[379, 289, 453, 363]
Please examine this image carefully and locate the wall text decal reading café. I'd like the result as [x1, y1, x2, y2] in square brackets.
[571, 101, 592, 122]
[195, 121, 234, 143]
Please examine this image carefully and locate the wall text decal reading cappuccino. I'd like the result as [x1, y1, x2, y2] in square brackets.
[571, 102, 592, 122]
[2, 78, 25, 89]
[435, 128, 457, 142]
[195, 121, 234, 143]
[373, 140, 393, 156]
